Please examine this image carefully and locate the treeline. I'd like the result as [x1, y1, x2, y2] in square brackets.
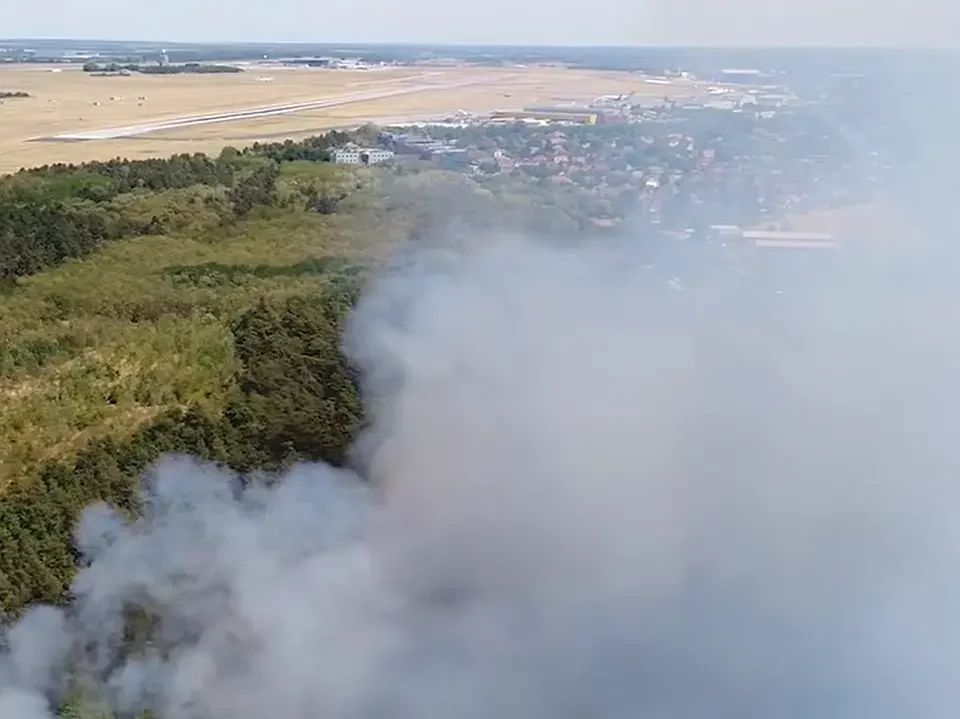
[17, 153, 232, 194]
[82, 61, 242, 74]
[0, 131, 354, 283]
[0, 277, 364, 616]
[141, 63, 243, 74]
[233, 131, 353, 163]
[0, 91, 30, 98]
[0, 154, 237, 282]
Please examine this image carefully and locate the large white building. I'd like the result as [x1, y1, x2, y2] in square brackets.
[332, 147, 394, 165]
[742, 230, 838, 250]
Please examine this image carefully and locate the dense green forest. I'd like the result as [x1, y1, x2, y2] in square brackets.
[0, 131, 353, 283]
[0, 126, 596, 620]
[0, 281, 362, 614]
[0, 132, 368, 615]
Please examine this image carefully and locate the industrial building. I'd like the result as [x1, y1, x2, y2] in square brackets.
[332, 147, 394, 165]
[717, 68, 764, 81]
[491, 109, 599, 125]
[742, 230, 834, 242]
[752, 238, 840, 250]
[704, 227, 839, 249]
[742, 230, 838, 250]
[378, 132, 468, 165]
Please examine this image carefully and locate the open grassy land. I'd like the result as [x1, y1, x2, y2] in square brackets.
[0, 63, 697, 171]
[0, 64, 434, 170]
[151, 68, 680, 148]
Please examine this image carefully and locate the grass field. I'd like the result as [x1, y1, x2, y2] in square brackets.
[0, 63, 697, 172]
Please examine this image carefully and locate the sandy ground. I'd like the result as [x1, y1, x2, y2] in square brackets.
[0, 64, 696, 172]
[776, 198, 915, 245]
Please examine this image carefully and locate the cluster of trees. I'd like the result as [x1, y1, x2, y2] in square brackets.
[0, 198, 114, 280]
[82, 61, 242, 74]
[141, 63, 243, 74]
[0, 277, 363, 616]
[19, 154, 233, 193]
[231, 131, 353, 163]
[0, 155, 233, 283]
[164, 256, 359, 287]
[0, 90, 30, 98]
[0, 132, 359, 283]
[0, 122, 660, 618]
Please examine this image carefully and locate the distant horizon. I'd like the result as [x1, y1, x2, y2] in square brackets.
[0, 37, 939, 51]
[5, 0, 957, 49]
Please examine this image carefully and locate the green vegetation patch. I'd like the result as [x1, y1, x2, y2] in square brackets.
[0, 281, 363, 616]
[0, 144, 371, 492]
[164, 256, 360, 287]
[0, 126, 614, 624]
[82, 61, 243, 74]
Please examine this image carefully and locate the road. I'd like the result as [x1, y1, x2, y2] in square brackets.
[49, 74, 510, 141]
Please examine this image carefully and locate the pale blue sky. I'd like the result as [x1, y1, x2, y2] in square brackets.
[0, 0, 956, 47]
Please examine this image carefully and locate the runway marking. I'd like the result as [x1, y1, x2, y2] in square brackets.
[46, 74, 512, 141]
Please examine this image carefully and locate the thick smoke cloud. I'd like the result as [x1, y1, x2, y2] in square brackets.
[2, 230, 960, 719]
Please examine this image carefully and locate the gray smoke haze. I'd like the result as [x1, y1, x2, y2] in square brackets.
[3, 221, 960, 719]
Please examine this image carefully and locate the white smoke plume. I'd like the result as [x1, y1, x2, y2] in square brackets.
[2, 232, 960, 719]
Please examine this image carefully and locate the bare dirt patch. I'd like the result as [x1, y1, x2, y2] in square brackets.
[777, 197, 917, 245]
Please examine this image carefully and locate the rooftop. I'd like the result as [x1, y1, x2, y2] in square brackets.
[743, 230, 834, 242]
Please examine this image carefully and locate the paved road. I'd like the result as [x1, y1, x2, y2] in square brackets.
[50, 74, 509, 141]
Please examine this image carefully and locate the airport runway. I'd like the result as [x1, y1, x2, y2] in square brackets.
[49, 74, 508, 141]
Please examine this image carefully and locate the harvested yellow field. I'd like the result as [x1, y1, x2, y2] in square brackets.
[0, 64, 694, 172]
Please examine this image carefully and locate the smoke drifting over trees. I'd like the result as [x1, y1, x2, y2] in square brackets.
[2, 227, 959, 719]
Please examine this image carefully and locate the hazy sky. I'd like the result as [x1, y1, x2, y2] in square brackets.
[0, 0, 957, 47]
